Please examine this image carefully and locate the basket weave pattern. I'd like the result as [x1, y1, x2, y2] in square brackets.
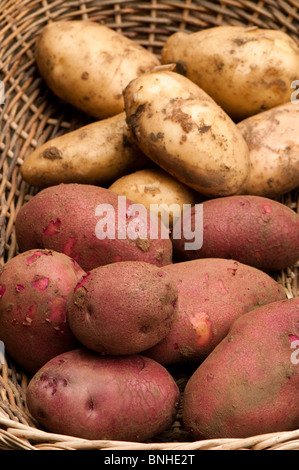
[0, 0, 299, 450]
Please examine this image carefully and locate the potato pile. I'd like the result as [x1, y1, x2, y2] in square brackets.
[1, 21, 299, 442]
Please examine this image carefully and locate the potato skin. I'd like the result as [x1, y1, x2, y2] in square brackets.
[162, 26, 299, 121]
[182, 297, 299, 439]
[15, 183, 173, 272]
[26, 349, 180, 442]
[35, 20, 160, 119]
[237, 101, 299, 197]
[109, 168, 200, 227]
[21, 113, 152, 188]
[173, 195, 299, 272]
[143, 258, 286, 365]
[123, 70, 250, 197]
[0, 249, 85, 374]
[67, 261, 178, 355]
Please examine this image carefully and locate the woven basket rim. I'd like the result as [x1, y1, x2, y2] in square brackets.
[1, 414, 299, 451]
[0, 0, 299, 450]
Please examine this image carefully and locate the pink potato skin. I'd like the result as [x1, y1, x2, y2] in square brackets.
[0, 249, 85, 374]
[143, 258, 286, 365]
[173, 195, 299, 272]
[182, 297, 299, 439]
[67, 261, 178, 355]
[26, 349, 180, 442]
[15, 183, 173, 272]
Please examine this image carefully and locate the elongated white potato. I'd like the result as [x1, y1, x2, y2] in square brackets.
[35, 20, 160, 118]
[21, 113, 150, 187]
[123, 70, 250, 197]
[162, 26, 299, 121]
[237, 101, 299, 197]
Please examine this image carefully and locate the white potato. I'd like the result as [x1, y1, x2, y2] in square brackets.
[123, 70, 250, 197]
[162, 26, 299, 120]
[21, 113, 150, 187]
[237, 101, 299, 197]
[109, 168, 200, 227]
[35, 20, 160, 118]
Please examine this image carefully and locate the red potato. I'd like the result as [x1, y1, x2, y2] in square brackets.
[182, 297, 299, 439]
[143, 258, 286, 365]
[0, 249, 85, 374]
[15, 183, 173, 272]
[172, 195, 299, 272]
[26, 349, 180, 442]
[67, 261, 178, 355]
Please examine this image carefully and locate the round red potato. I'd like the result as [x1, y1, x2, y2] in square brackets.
[26, 349, 180, 442]
[67, 261, 178, 355]
[15, 183, 173, 272]
[0, 249, 85, 374]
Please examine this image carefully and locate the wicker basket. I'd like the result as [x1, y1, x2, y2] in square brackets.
[0, 0, 298, 451]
